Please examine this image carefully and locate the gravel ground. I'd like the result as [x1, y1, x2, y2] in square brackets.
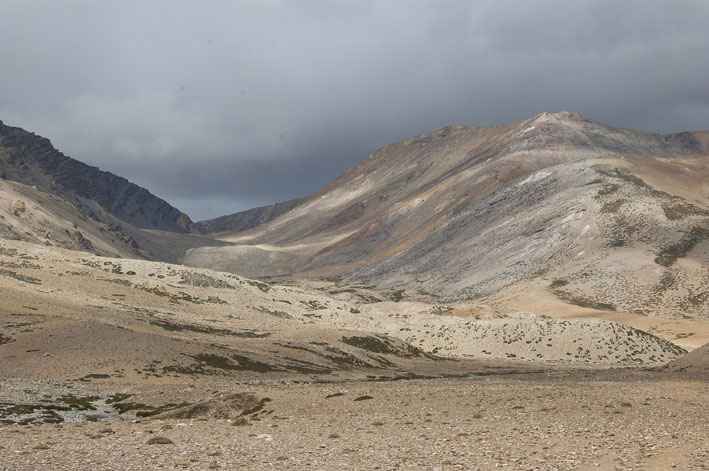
[2, 372, 708, 470]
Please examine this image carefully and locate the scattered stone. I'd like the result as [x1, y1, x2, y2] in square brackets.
[354, 395, 374, 402]
[146, 436, 173, 445]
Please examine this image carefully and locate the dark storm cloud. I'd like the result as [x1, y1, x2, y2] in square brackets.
[1, 1, 708, 220]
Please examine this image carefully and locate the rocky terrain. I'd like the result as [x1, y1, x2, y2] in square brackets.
[0, 121, 197, 234]
[0, 241, 706, 470]
[0, 120, 235, 264]
[185, 112, 709, 321]
[2, 373, 709, 471]
[0, 166, 227, 264]
[196, 197, 302, 235]
[1, 112, 708, 469]
[0, 239, 688, 370]
[0, 234, 706, 469]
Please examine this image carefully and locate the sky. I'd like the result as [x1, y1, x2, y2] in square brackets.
[1, 1, 708, 221]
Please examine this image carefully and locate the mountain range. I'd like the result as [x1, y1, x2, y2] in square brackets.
[2, 111, 708, 332]
[184, 111, 709, 321]
[2, 112, 709, 464]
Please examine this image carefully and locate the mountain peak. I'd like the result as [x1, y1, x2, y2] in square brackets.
[529, 110, 590, 126]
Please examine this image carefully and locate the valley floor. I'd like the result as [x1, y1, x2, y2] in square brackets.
[1, 239, 708, 469]
[1, 370, 709, 470]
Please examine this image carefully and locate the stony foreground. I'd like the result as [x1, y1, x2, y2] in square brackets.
[2, 372, 708, 471]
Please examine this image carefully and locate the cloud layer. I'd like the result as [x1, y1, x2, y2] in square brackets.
[1, 1, 708, 220]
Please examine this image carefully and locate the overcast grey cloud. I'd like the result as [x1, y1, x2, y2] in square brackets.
[1, 1, 708, 220]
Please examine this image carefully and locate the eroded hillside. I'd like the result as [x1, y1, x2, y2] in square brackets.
[185, 112, 708, 321]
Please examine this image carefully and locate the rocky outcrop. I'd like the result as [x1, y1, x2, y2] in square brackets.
[9, 200, 25, 216]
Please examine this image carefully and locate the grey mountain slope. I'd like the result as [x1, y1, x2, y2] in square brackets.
[351, 157, 708, 317]
[0, 177, 230, 262]
[0, 120, 196, 233]
[196, 197, 302, 234]
[198, 112, 708, 238]
[184, 112, 708, 319]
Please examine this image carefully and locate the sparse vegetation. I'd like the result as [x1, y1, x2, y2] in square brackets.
[662, 200, 705, 220]
[245, 279, 270, 292]
[137, 285, 226, 305]
[0, 268, 41, 284]
[655, 226, 709, 267]
[81, 373, 111, 380]
[302, 299, 327, 310]
[112, 400, 186, 417]
[99, 277, 132, 286]
[0, 247, 18, 256]
[388, 289, 405, 302]
[600, 199, 626, 214]
[146, 436, 174, 445]
[163, 353, 281, 375]
[255, 306, 293, 319]
[549, 279, 568, 289]
[179, 271, 235, 289]
[553, 290, 616, 311]
[341, 335, 429, 358]
[0, 394, 106, 425]
[148, 318, 231, 335]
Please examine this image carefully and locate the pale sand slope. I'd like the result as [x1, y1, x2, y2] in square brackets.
[0, 239, 687, 367]
[663, 343, 709, 374]
[487, 279, 709, 351]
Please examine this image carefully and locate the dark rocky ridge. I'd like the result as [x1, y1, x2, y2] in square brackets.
[0, 120, 196, 233]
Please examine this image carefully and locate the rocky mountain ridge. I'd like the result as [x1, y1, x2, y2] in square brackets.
[0, 120, 196, 233]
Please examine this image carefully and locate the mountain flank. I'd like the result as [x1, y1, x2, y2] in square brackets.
[0, 120, 232, 261]
[0, 120, 196, 233]
[196, 197, 302, 234]
[184, 112, 708, 322]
